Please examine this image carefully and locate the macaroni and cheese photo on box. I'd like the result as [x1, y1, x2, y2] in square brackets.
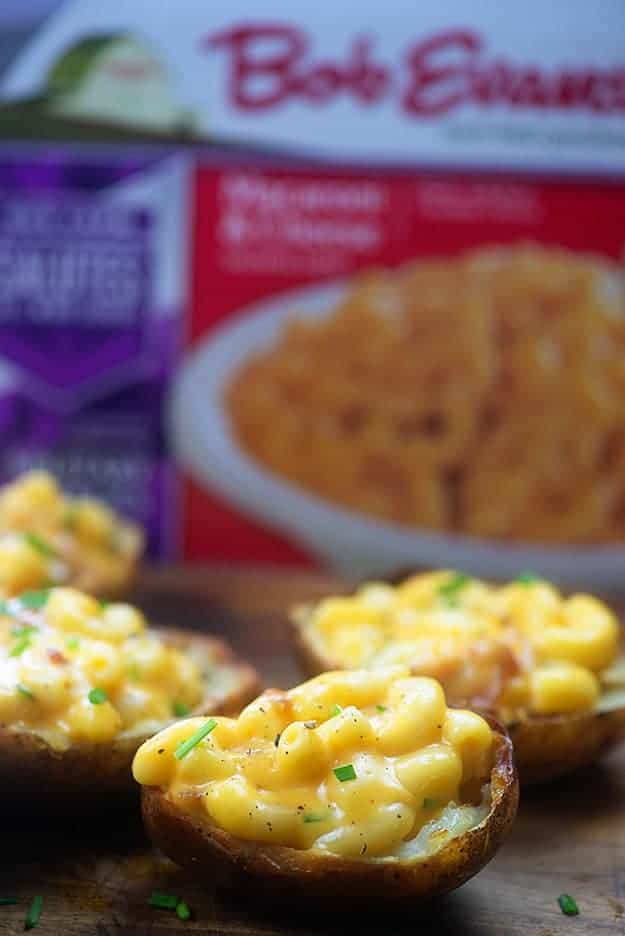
[175, 165, 625, 589]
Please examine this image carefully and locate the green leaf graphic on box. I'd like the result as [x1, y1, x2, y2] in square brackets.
[45, 34, 126, 96]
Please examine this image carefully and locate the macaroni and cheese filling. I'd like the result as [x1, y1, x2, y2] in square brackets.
[300, 572, 621, 717]
[0, 471, 143, 596]
[133, 668, 494, 860]
[0, 588, 204, 750]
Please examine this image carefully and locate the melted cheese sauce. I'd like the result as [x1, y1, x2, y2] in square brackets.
[301, 572, 619, 716]
[133, 668, 494, 860]
[0, 588, 204, 750]
[0, 471, 143, 596]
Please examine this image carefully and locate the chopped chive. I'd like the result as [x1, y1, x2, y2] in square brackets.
[10, 625, 37, 639]
[176, 900, 191, 921]
[438, 572, 471, 606]
[303, 811, 330, 823]
[172, 701, 190, 717]
[516, 572, 540, 585]
[9, 637, 31, 657]
[558, 894, 579, 916]
[99, 599, 110, 609]
[88, 687, 108, 705]
[23, 533, 56, 559]
[16, 684, 35, 700]
[333, 763, 357, 782]
[329, 704, 343, 718]
[18, 590, 51, 611]
[0, 896, 17, 905]
[175, 718, 217, 760]
[65, 636, 80, 651]
[0, 600, 10, 618]
[24, 895, 43, 930]
[376, 704, 387, 712]
[423, 797, 439, 809]
[148, 891, 179, 910]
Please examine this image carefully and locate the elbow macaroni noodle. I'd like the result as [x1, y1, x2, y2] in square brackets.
[0, 534, 56, 598]
[133, 668, 494, 860]
[0, 471, 143, 597]
[299, 571, 621, 717]
[227, 244, 625, 544]
[0, 588, 205, 750]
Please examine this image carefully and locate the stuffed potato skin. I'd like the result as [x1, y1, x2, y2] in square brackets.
[0, 629, 259, 811]
[292, 575, 625, 785]
[0, 471, 144, 599]
[137, 664, 518, 911]
[141, 721, 516, 907]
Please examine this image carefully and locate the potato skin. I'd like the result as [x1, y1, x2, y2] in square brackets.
[507, 706, 625, 784]
[292, 604, 344, 678]
[292, 606, 625, 785]
[0, 629, 260, 812]
[141, 723, 518, 908]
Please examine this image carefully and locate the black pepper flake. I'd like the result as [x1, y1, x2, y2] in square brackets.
[274, 733, 281, 747]
[157, 748, 165, 754]
[304, 720, 317, 729]
[361, 843, 368, 855]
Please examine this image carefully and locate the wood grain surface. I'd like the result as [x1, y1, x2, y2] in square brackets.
[2, 564, 625, 936]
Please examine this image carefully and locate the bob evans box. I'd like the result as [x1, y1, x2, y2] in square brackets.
[2, 0, 625, 589]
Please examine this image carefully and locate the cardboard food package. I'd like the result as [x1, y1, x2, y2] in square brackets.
[1, 0, 624, 589]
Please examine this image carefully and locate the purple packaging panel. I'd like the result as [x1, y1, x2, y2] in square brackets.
[0, 145, 191, 558]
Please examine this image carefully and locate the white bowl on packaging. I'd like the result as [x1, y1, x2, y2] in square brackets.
[169, 281, 625, 592]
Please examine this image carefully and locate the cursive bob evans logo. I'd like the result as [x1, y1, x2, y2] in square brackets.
[205, 25, 625, 117]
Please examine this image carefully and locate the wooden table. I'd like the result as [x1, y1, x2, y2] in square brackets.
[2, 565, 625, 936]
